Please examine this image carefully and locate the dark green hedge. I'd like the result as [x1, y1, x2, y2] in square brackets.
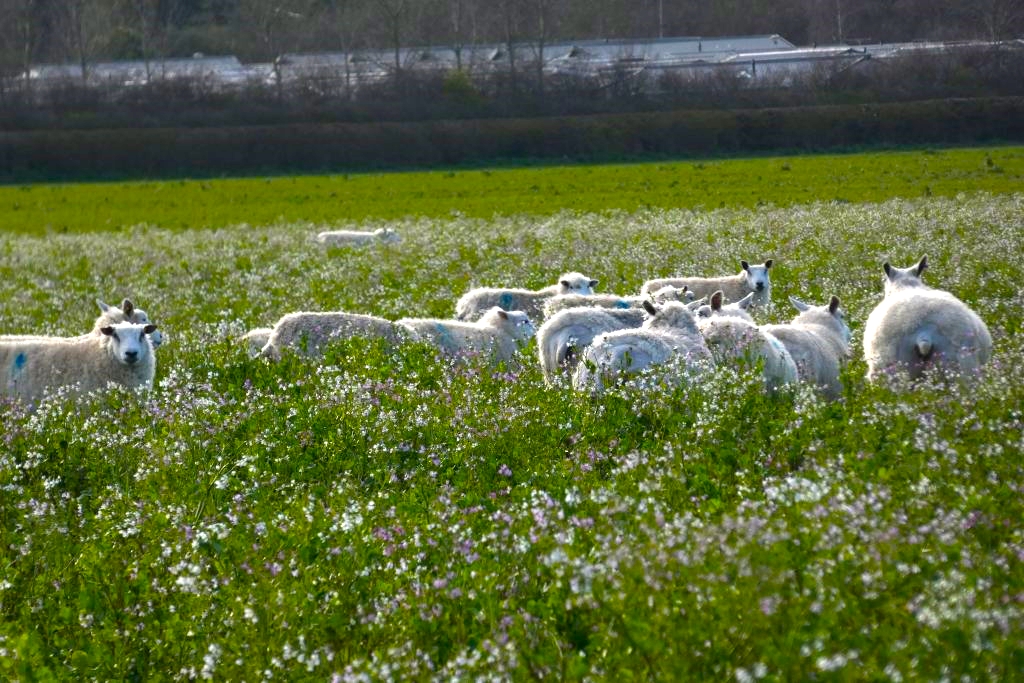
[3, 97, 1023, 182]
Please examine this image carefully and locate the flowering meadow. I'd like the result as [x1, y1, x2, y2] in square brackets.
[1, 173, 1022, 679]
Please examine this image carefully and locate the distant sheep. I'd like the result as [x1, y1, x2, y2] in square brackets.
[315, 227, 401, 246]
[1, 321, 158, 404]
[572, 300, 713, 393]
[261, 311, 413, 360]
[397, 307, 535, 366]
[696, 291, 797, 392]
[455, 272, 598, 322]
[641, 259, 773, 308]
[863, 256, 992, 384]
[762, 295, 852, 400]
[542, 285, 691, 318]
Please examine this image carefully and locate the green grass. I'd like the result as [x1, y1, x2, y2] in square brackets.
[0, 152, 1022, 680]
[2, 145, 1022, 234]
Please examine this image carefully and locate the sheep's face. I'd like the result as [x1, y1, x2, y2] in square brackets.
[96, 299, 164, 348]
[741, 260, 773, 295]
[101, 322, 157, 366]
[882, 256, 927, 296]
[559, 272, 598, 296]
[374, 228, 402, 243]
[496, 309, 536, 342]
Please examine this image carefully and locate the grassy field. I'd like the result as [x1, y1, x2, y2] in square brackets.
[1, 149, 1022, 680]
[1, 145, 1023, 234]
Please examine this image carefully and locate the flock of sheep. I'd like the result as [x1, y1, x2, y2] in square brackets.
[0, 222, 993, 406]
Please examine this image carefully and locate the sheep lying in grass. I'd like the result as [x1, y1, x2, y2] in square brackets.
[455, 272, 598, 322]
[641, 259, 773, 308]
[538, 295, 704, 383]
[0, 298, 164, 348]
[261, 311, 413, 360]
[239, 328, 274, 358]
[315, 227, 401, 246]
[694, 291, 756, 323]
[397, 307, 535, 366]
[697, 292, 797, 392]
[762, 295, 851, 400]
[542, 285, 691, 318]
[572, 300, 713, 393]
[1, 321, 158, 404]
[863, 256, 992, 384]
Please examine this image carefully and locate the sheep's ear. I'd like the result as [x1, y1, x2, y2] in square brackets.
[560, 279, 570, 288]
[915, 256, 927, 276]
[589, 279, 599, 288]
[642, 300, 657, 316]
[121, 299, 135, 316]
[710, 290, 724, 311]
[100, 326, 115, 336]
[741, 260, 750, 271]
[883, 262, 893, 279]
[696, 305, 712, 318]
[683, 287, 695, 301]
[829, 296, 841, 314]
[144, 324, 157, 334]
[96, 299, 110, 313]
[686, 300, 704, 311]
[496, 309, 509, 320]
[764, 259, 773, 269]
[789, 295, 809, 312]
[737, 292, 755, 309]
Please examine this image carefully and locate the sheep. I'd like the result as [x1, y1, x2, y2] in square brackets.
[640, 259, 773, 309]
[761, 295, 852, 400]
[572, 300, 713, 393]
[542, 285, 692, 318]
[0, 298, 164, 348]
[315, 227, 401, 246]
[261, 311, 414, 361]
[537, 294, 705, 382]
[694, 290, 756, 323]
[455, 272, 598, 322]
[1, 321, 158, 404]
[696, 291, 797, 392]
[863, 256, 992, 384]
[397, 307, 535, 366]
[239, 327, 274, 358]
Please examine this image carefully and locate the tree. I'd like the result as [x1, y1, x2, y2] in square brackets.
[51, 0, 119, 83]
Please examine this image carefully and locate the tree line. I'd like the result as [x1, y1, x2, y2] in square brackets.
[2, 0, 1022, 80]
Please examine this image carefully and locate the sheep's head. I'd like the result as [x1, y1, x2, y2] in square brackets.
[741, 259, 773, 295]
[96, 298, 164, 348]
[558, 272, 598, 296]
[493, 308, 536, 343]
[101, 322, 157, 365]
[882, 256, 927, 296]
[789, 295, 851, 344]
[642, 300, 699, 335]
[374, 228, 402, 243]
[649, 285, 692, 304]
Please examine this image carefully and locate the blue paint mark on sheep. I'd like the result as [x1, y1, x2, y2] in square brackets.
[614, 299, 630, 309]
[12, 352, 27, 376]
[498, 293, 515, 311]
[433, 322, 455, 346]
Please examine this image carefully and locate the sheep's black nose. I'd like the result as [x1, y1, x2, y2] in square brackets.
[756, 283, 765, 291]
[124, 350, 139, 363]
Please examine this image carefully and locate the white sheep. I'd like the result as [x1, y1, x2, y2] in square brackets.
[239, 327, 274, 358]
[863, 256, 992, 384]
[696, 291, 797, 392]
[537, 307, 648, 383]
[572, 300, 713, 393]
[455, 272, 599, 322]
[1, 321, 158, 404]
[641, 259, 773, 308]
[542, 285, 691, 318]
[762, 295, 852, 400]
[397, 307, 535, 366]
[261, 311, 414, 360]
[0, 298, 164, 348]
[315, 227, 401, 246]
[694, 290, 756, 323]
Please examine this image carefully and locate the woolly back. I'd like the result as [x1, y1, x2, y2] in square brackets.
[642, 301, 700, 336]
